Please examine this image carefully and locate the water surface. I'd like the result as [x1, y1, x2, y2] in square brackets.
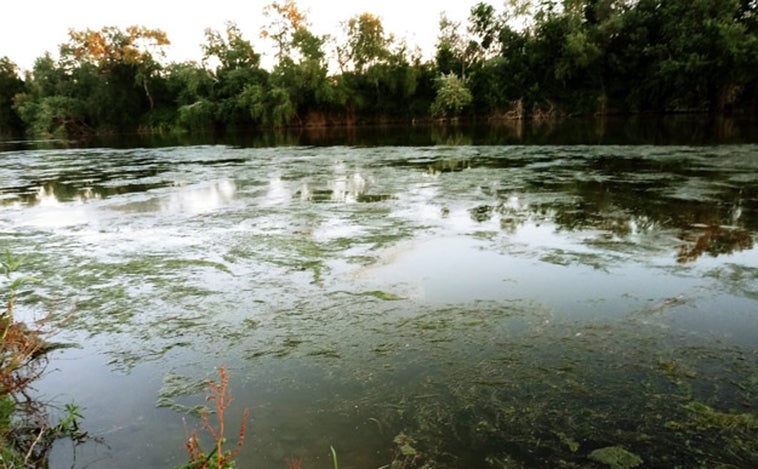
[1, 136, 756, 468]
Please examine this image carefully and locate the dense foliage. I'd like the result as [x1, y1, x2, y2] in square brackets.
[1, 0, 757, 138]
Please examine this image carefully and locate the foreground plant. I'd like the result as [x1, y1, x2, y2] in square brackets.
[1, 251, 45, 398]
[0, 249, 86, 466]
[179, 366, 250, 469]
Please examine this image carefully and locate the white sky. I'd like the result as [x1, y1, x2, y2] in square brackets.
[1, 0, 484, 73]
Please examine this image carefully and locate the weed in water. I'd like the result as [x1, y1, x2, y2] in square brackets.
[178, 366, 250, 469]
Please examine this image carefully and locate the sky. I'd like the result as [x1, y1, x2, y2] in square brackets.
[1, 0, 485, 73]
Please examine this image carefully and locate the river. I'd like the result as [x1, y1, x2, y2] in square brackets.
[1, 119, 757, 468]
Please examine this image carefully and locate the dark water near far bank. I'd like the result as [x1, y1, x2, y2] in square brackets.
[1, 118, 756, 468]
[2, 115, 757, 151]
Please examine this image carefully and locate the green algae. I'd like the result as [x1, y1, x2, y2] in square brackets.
[588, 446, 643, 469]
[332, 290, 406, 301]
[666, 401, 758, 432]
[156, 371, 207, 415]
[356, 194, 395, 203]
[554, 432, 580, 453]
[394, 433, 418, 456]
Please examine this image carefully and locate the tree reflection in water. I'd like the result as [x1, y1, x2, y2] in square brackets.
[677, 225, 754, 263]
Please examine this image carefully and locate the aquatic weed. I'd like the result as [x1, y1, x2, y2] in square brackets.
[178, 366, 250, 469]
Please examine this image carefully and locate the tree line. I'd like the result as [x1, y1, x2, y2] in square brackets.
[1, 0, 757, 139]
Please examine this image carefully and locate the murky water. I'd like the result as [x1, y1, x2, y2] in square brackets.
[1, 129, 757, 468]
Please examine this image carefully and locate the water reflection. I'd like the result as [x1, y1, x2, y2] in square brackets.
[292, 166, 370, 204]
[36, 184, 64, 206]
[461, 195, 755, 263]
[677, 225, 754, 263]
[386, 147, 758, 263]
[4, 116, 757, 151]
[160, 180, 236, 215]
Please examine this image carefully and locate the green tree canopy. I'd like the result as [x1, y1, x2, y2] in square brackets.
[338, 13, 393, 73]
[0, 57, 24, 136]
[3, 0, 758, 137]
[203, 22, 261, 72]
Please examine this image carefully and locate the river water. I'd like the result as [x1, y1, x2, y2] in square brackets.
[1, 121, 757, 468]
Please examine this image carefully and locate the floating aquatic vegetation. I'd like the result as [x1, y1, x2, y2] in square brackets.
[539, 249, 615, 270]
[667, 401, 758, 432]
[588, 446, 643, 469]
[2, 143, 756, 467]
[469, 205, 495, 223]
[331, 290, 406, 301]
[156, 371, 207, 415]
[553, 431, 580, 453]
[275, 301, 756, 468]
[356, 194, 395, 203]
[705, 264, 758, 300]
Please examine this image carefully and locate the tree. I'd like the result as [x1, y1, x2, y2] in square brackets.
[468, 2, 504, 60]
[338, 13, 392, 73]
[243, 83, 296, 126]
[164, 61, 214, 107]
[12, 54, 88, 137]
[348, 41, 426, 118]
[261, 0, 334, 124]
[435, 3, 503, 78]
[430, 72, 473, 118]
[659, 0, 758, 113]
[13, 95, 86, 138]
[202, 22, 261, 72]
[8, 0, 758, 136]
[60, 25, 169, 70]
[435, 13, 469, 76]
[164, 61, 217, 130]
[261, 0, 308, 65]
[60, 25, 170, 110]
[12, 25, 173, 135]
[0, 57, 24, 136]
[606, 0, 758, 113]
[201, 22, 268, 127]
